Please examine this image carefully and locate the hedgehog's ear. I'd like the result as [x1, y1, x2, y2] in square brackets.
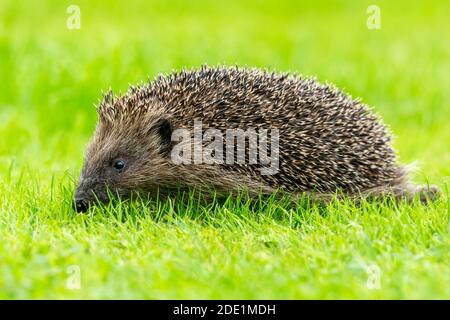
[152, 117, 173, 157]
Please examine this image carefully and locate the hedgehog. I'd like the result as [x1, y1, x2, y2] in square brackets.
[74, 65, 439, 212]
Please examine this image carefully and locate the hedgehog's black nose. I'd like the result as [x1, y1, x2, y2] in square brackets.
[74, 199, 88, 213]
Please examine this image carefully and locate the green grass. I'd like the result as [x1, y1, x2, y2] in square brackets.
[0, 0, 449, 299]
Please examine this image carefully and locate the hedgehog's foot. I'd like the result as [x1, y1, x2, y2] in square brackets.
[381, 184, 440, 204]
[290, 185, 441, 205]
[405, 185, 441, 204]
[353, 184, 440, 204]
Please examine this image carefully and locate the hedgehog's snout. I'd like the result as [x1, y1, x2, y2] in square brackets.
[74, 176, 112, 212]
[74, 177, 97, 213]
[74, 199, 89, 213]
[73, 187, 91, 212]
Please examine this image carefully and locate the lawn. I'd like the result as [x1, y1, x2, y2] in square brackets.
[0, 0, 449, 299]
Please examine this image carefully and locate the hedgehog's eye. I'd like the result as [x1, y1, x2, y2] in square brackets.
[113, 160, 125, 171]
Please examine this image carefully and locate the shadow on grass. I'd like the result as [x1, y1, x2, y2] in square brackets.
[64, 185, 447, 229]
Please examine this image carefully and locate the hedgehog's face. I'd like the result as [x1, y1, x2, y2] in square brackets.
[74, 115, 173, 212]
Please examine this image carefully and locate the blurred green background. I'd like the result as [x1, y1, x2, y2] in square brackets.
[0, 0, 448, 299]
[1, 0, 449, 180]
